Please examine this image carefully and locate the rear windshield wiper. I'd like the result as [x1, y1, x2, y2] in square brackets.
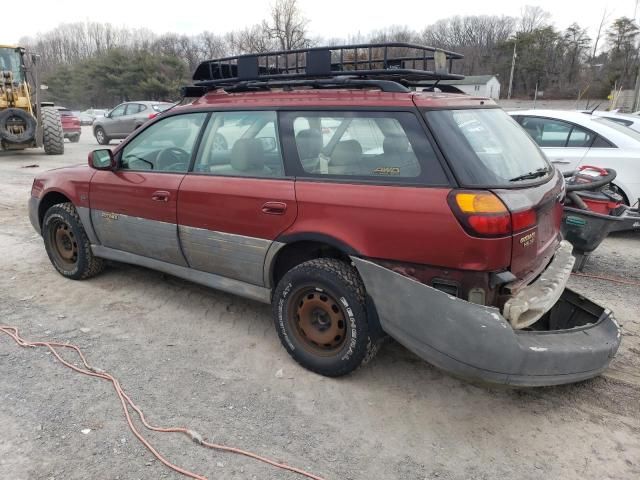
[509, 167, 549, 182]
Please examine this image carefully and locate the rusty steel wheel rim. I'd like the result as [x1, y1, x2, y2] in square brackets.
[290, 288, 348, 355]
[50, 220, 78, 268]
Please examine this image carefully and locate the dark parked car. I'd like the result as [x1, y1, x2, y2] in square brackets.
[28, 44, 620, 386]
[93, 101, 172, 145]
[55, 107, 81, 143]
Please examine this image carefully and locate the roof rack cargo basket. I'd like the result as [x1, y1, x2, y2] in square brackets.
[191, 43, 464, 92]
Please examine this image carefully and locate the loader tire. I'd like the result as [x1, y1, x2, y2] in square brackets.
[0, 108, 37, 144]
[42, 107, 64, 155]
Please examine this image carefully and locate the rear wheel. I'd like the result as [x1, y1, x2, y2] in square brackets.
[42, 203, 105, 280]
[69, 134, 80, 143]
[94, 127, 109, 145]
[272, 258, 380, 377]
[41, 107, 64, 155]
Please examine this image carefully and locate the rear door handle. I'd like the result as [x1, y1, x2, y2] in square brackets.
[151, 190, 170, 202]
[261, 201, 287, 215]
[552, 160, 571, 164]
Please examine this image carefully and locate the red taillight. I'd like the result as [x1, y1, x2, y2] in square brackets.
[448, 191, 538, 237]
[511, 209, 537, 232]
[467, 214, 511, 235]
[448, 191, 512, 237]
[148, 113, 158, 119]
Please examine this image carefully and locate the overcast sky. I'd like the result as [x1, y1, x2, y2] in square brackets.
[5, 0, 638, 44]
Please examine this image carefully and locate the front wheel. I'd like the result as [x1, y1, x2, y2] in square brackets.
[94, 127, 109, 145]
[272, 258, 380, 377]
[69, 134, 80, 143]
[42, 203, 105, 280]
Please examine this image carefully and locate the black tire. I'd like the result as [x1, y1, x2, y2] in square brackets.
[42, 203, 105, 280]
[42, 107, 64, 155]
[272, 258, 380, 377]
[69, 134, 80, 143]
[94, 127, 109, 145]
[0, 108, 37, 143]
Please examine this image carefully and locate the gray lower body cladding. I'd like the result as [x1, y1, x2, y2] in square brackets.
[351, 257, 621, 387]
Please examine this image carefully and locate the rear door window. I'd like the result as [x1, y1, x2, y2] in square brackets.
[193, 111, 284, 178]
[281, 111, 448, 184]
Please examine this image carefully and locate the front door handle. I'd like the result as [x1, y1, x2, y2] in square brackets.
[151, 190, 170, 202]
[262, 201, 287, 215]
[552, 160, 571, 164]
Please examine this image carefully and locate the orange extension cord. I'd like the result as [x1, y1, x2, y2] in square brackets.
[571, 271, 640, 288]
[0, 326, 327, 480]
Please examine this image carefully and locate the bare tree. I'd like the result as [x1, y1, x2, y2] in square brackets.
[263, 0, 309, 50]
[591, 8, 611, 61]
[519, 5, 551, 33]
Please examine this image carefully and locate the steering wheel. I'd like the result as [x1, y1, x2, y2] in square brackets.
[157, 147, 190, 171]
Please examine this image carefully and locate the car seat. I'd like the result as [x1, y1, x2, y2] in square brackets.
[329, 140, 363, 175]
[229, 138, 273, 177]
[296, 129, 323, 171]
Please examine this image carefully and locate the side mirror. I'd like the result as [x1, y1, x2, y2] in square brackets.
[105, 111, 112, 118]
[88, 149, 115, 170]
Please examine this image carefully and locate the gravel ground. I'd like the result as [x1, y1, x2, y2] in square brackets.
[1, 127, 639, 480]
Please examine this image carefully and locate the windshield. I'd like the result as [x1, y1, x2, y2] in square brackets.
[0, 47, 24, 83]
[425, 108, 550, 186]
[593, 117, 640, 143]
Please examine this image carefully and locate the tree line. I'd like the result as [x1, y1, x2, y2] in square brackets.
[18, 1, 639, 109]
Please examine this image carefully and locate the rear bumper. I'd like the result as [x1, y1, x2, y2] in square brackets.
[28, 196, 41, 235]
[352, 256, 621, 387]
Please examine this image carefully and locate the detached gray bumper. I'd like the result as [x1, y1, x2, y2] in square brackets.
[28, 196, 41, 235]
[352, 258, 621, 387]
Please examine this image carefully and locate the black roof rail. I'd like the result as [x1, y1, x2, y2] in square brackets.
[189, 43, 464, 94]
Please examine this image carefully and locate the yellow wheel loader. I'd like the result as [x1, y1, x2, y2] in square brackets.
[0, 45, 64, 154]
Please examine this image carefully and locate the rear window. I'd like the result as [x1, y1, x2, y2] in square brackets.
[425, 109, 551, 186]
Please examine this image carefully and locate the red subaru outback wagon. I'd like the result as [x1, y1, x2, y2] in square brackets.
[29, 44, 620, 386]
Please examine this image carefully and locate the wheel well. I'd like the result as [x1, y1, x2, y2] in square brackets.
[38, 192, 71, 227]
[611, 183, 631, 206]
[271, 241, 350, 287]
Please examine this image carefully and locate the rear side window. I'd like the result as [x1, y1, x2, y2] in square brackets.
[282, 111, 448, 184]
[518, 116, 594, 148]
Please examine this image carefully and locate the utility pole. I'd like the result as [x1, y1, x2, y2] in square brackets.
[507, 41, 517, 100]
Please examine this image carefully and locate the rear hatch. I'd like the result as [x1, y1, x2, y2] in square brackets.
[493, 172, 564, 280]
[422, 106, 564, 282]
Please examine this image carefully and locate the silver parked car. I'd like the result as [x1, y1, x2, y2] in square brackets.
[93, 101, 172, 145]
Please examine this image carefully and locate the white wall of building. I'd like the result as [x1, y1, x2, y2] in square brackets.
[455, 77, 501, 99]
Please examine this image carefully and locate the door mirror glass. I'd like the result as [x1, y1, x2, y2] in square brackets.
[88, 149, 114, 170]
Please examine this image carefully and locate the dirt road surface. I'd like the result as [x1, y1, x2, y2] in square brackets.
[1, 128, 639, 480]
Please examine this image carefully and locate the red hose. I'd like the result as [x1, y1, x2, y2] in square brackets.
[0, 326, 327, 480]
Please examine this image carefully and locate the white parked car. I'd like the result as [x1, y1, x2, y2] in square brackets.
[509, 110, 640, 205]
[580, 110, 640, 132]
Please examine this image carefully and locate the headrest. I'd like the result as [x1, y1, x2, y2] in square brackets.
[296, 129, 323, 159]
[331, 140, 362, 166]
[230, 138, 264, 171]
[383, 135, 410, 155]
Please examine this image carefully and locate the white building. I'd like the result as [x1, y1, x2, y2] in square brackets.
[439, 75, 501, 100]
